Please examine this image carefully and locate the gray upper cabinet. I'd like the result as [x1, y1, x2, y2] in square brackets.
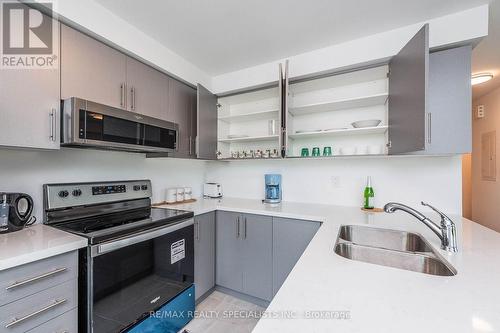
[241, 214, 273, 301]
[169, 79, 197, 158]
[416, 45, 472, 154]
[388, 24, 429, 154]
[216, 211, 243, 292]
[0, 13, 60, 150]
[61, 24, 127, 109]
[272, 218, 320, 295]
[125, 57, 169, 120]
[196, 84, 218, 160]
[194, 212, 216, 300]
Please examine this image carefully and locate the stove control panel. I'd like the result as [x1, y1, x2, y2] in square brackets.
[92, 185, 126, 195]
[44, 180, 152, 211]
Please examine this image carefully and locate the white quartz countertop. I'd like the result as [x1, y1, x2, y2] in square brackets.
[0, 224, 88, 271]
[156, 197, 500, 333]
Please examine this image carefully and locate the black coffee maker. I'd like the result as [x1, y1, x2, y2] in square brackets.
[0, 192, 35, 233]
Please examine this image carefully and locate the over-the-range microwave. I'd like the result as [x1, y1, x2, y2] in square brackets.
[61, 97, 179, 153]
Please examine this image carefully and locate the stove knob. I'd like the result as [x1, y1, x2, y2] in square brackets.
[133, 185, 141, 191]
[72, 189, 82, 197]
[58, 190, 69, 198]
[141, 185, 148, 190]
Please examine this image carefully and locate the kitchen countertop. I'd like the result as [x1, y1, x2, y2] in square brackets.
[156, 197, 500, 333]
[0, 224, 88, 271]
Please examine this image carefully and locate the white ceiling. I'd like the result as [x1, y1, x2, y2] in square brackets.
[96, 0, 489, 76]
[472, 0, 500, 99]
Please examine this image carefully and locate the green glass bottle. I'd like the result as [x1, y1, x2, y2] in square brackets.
[363, 176, 374, 209]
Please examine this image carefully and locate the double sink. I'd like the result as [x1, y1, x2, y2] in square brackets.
[334, 225, 457, 276]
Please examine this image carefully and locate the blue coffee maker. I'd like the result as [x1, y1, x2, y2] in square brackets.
[264, 174, 282, 204]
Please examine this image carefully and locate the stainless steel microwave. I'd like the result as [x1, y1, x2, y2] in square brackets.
[61, 98, 178, 153]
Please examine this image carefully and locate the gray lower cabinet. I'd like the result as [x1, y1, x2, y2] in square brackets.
[216, 211, 243, 292]
[0, 251, 78, 333]
[194, 212, 216, 300]
[216, 211, 273, 301]
[272, 218, 320, 295]
[0, 9, 60, 150]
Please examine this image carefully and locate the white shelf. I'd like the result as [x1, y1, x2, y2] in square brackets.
[218, 134, 280, 143]
[219, 109, 279, 122]
[289, 93, 388, 116]
[289, 126, 388, 139]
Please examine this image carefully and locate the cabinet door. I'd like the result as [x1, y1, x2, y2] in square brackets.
[61, 24, 126, 108]
[169, 79, 196, 158]
[241, 213, 273, 301]
[194, 212, 216, 300]
[272, 218, 320, 295]
[0, 15, 59, 150]
[196, 84, 217, 159]
[215, 211, 243, 292]
[424, 46, 472, 154]
[388, 24, 428, 154]
[126, 57, 169, 119]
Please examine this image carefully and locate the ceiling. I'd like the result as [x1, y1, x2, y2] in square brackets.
[472, 0, 500, 99]
[96, 0, 489, 76]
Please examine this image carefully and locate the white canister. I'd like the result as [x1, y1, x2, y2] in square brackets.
[166, 188, 177, 204]
[184, 187, 192, 200]
[176, 188, 185, 202]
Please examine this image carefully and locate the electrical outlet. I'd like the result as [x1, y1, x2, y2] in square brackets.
[331, 176, 340, 188]
[477, 105, 485, 119]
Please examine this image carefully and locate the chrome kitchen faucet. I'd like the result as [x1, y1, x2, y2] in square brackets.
[384, 202, 458, 252]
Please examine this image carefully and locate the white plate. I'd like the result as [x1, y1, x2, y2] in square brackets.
[351, 120, 382, 128]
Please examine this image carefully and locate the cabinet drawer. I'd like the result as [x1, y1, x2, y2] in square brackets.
[26, 308, 77, 333]
[0, 279, 77, 333]
[0, 251, 77, 306]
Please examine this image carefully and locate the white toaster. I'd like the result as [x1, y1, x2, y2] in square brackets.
[204, 183, 222, 198]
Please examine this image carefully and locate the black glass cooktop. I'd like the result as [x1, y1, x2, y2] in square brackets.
[55, 207, 193, 244]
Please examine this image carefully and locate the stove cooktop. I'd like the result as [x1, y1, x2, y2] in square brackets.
[55, 207, 194, 245]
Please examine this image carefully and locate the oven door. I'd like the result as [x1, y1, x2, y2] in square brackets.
[86, 219, 194, 333]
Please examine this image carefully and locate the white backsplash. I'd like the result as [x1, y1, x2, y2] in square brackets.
[206, 156, 462, 214]
[0, 148, 207, 221]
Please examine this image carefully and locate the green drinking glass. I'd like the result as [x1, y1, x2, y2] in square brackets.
[323, 146, 332, 156]
[301, 148, 309, 157]
[312, 147, 320, 157]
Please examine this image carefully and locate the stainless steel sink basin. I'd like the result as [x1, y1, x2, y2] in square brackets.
[338, 225, 433, 253]
[335, 225, 457, 276]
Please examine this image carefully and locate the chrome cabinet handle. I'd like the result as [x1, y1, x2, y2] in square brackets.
[243, 217, 247, 239]
[6, 267, 67, 290]
[427, 112, 432, 144]
[49, 109, 56, 142]
[5, 299, 67, 328]
[189, 136, 192, 156]
[130, 87, 136, 110]
[236, 216, 240, 239]
[195, 221, 200, 241]
[120, 83, 125, 107]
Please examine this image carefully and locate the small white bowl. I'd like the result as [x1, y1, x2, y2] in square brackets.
[351, 120, 382, 128]
[340, 147, 356, 155]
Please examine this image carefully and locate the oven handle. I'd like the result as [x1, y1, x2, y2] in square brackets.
[92, 218, 194, 257]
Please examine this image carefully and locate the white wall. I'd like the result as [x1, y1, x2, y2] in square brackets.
[206, 156, 463, 214]
[0, 149, 206, 221]
[212, 5, 489, 94]
[472, 86, 500, 232]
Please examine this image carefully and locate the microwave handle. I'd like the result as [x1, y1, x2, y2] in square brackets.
[93, 218, 193, 256]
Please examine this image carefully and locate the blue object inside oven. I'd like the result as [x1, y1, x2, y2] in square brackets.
[125, 285, 195, 333]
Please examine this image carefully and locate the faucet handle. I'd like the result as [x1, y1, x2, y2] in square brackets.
[421, 202, 453, 226]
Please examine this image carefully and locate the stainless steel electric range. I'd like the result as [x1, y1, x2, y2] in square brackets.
[43, 180, 195, 333]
